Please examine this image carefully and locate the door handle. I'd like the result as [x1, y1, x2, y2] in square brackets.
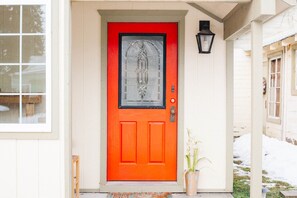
[170, 106, 176, 122]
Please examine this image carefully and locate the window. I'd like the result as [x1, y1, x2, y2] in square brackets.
[268, 56, 282, 121]
[0, 0, 51, 132]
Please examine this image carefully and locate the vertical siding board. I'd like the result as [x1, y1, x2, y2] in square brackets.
[0, 140, 17, 198]
[284, 47, 297, 142]
[234, 48, 252, 136]
[38, 140, 60, 198]
[82, 2, 101, 189]
[16, 140, 38, 198]
[71, 2, 87, 189]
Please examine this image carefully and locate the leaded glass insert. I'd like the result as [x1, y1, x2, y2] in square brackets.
[119, 34, 166, 108]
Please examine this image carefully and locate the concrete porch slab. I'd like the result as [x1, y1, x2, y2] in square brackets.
[79, 192, 233, 198]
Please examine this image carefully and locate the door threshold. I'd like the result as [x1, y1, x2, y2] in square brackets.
[100, 181, 184, 192]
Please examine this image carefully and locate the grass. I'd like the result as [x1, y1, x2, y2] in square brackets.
[239, 167, 250, 172]
[233, 161, 296, 198]
[234, 160, 243, 165]
[233, 174, 250, 198]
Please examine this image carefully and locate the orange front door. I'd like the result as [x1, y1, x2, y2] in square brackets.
[107, 22, 178, 181]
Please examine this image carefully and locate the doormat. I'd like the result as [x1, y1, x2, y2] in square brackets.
[107, 192, 172, 198]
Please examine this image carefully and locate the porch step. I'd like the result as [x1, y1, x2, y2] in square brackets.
[281, 191, 297, 198]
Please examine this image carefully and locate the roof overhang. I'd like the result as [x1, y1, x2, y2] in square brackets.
[223, 0, 296, 40]
[71, 0, 295, 41]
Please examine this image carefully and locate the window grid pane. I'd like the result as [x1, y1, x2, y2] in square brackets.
[0, 65, 20, 93]
[0, 4, 47, 125]
[0, 36, 20, 63]
[0, 6, 20, 33]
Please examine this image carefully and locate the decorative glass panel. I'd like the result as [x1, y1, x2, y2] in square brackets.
[22, 65, 45, 93]
[0, 65, 20, 93]
[119, 34, 165, 108]
[0, 6, 20, 33]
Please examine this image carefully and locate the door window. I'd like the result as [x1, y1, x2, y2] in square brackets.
[119, 34, 166, 108]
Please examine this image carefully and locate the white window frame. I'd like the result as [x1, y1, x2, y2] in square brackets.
[292, 44, 297, 96]
[0, 0, 51, 132]
[267, 54, 282, 123]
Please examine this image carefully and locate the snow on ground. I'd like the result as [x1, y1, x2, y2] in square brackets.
[234, 134, 297, 186]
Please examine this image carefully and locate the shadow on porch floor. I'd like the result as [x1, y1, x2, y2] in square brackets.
[79, 193, 233, 198]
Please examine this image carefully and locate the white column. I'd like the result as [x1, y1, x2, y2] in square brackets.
[250, 20, 263, 198]
[60, 0, 72, 197]
[226, 40, 234, 192]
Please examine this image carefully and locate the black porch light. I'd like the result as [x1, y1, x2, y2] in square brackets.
[196, 20, 215, 54]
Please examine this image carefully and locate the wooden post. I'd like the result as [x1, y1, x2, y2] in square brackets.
[72, 155, 80, 198]
[250, 20, 263, 198]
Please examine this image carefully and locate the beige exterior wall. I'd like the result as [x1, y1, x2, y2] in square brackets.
[71, 1, 228, 191]
[233, 48, 251, 136]
[283, 45, 297, 143]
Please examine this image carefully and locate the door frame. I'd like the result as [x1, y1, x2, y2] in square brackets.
[99, 10, 187, 192]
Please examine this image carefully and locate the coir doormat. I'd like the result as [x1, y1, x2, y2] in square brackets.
[107, 192, 172, 198]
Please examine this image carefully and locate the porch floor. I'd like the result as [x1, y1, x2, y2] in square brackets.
[79, 193, 233, 198]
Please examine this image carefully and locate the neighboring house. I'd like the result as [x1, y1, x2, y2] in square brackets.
[0, 0, 295, 198]
[234, 5, 297, 144]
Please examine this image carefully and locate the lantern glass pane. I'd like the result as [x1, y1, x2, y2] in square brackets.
[200, 35, 213, 52]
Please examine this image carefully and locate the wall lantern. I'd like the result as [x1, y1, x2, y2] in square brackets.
[196, 20, 215, 54]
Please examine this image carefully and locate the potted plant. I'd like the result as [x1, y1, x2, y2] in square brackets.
[185, 129, 209, 196]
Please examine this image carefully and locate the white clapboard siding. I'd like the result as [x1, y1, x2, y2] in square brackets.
[17, 140, 39, 198]
[38, 140, 61, 198]
[234, 48, 251, 136]
[0, 140, 62, 198]
[0, 140, 17, 198]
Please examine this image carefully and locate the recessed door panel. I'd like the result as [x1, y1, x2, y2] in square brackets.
[120, 122, 137, 163]
[149, 122, 165, 163]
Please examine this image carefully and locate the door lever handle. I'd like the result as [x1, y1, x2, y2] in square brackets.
[170, 106, 176, 122]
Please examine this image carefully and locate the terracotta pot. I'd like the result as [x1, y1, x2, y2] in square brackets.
[185, 171, 199, 196]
